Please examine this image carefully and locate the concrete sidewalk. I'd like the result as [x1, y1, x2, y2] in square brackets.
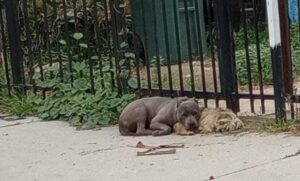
[1, 117, 300, 181]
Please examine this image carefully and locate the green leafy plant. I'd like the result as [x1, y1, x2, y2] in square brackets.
[258, 118, 295, 133]
[24, 31, 137, 129]
[32, 61, 136, 129]
[234, 24, 300, 86]
[37, 83, 135, 128]
[117, 39, 139, 90]
[0, 90, 42, 117]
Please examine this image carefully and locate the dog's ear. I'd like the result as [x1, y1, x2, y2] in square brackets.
[176, 97, 189, 107]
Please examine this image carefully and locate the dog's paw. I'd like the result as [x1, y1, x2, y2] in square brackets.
[177, 131, 195, 136]
[152, 130, 170, 136]
[184, 131, 195, 136]
[234, 118, 244, 129]
[152, 130, 161, 136]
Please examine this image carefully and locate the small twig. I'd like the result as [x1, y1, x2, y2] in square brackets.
[137, 149, 176, 156]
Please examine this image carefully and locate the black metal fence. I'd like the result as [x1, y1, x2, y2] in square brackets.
[0, 0, 299, 119]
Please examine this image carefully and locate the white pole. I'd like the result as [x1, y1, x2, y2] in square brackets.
[266, 0, 285, 119]
[266, 0, 281, 48]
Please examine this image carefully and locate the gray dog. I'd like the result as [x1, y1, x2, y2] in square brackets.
[119, 97, 201, 136]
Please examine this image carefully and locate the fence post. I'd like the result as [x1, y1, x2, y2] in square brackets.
[266, 0, 286, 120]
[278, 0, 293, 119]
[214, 0, 239, 112]
[4, 0, 25, 92]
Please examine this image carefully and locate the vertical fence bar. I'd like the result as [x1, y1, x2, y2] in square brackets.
[266, 0, 286, 120]
[173, 0, 184, 95]
[72, 0, 78, 32]
[129, 6, 141, 90]
[194, 0, 207, 106]
[252, 0, 265, 114]
[214, 0, 239, 112]
[53, 0, 64, 82]
[5, 0, 25, 92]
[140, 0, 152, 94]
[92, 0, 105, 88]
[42, 0, 53, 66]
[241, 0, 254, 112]
[82, 0, 95, 93]
[151, 0, 162, 95]
[278, 0, 294, 119]
[110, 0, 124, 94]
[161, 0, 173, 96]
[131, 31, 141, 90]
[183, 0, 195, 96]
[72, 0, 81, 78]
[0, 4, 11, 94]
[32, 0, 45, 96]
[103, 0, 115, 88]
[62, 0, 74, 83]
[206, 0, 219, 107]
[23, 0, 36, 92]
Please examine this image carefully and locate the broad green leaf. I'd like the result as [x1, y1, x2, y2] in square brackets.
[119, 59, 126, 66]
[73, 78, 89, 91]
[91, 56, 99, 60]
[122, 93, 136, 101]
[125, 52, 135, 59]
[59, 39, 67, 45]
[108, 98, 122, 108]
[73, 32, 84, 40]
[119, 69, 130, 79]
[120, 42, 128, 48]
[127, 78, 138, 89]
[102, 66, 110, 72]
[79, 43, 88, 49]
[32, 73, 41, 80]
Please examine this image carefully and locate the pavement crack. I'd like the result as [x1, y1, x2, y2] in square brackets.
[0, 122, 24, 128]
[205, 152, 300, 181]
[194, 142, 225, 147]
[0, 121, 38, 129]
[79, 148, 112, 156]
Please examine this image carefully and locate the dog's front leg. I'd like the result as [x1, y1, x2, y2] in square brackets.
[150, 121, 172, 136]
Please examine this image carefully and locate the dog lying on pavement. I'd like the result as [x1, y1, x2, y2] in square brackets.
[119, 97, 201, 136]
[174, 108, 244, 135]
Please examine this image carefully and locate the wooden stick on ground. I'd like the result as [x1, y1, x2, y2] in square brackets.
[137, 148, 176, 156]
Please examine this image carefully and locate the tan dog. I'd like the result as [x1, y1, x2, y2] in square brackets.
[174, 108, 244, 135]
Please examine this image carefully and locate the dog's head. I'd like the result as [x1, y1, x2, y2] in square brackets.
[176, 97, 202, 131]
